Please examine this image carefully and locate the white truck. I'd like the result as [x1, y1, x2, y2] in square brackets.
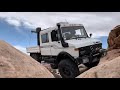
[26, 22, 105, 78]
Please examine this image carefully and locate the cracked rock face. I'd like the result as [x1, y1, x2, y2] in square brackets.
[108, 25, 120, 51]
[0, 40, 54, 78]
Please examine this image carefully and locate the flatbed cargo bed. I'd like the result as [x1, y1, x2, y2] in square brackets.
[26, 46, 41, 53]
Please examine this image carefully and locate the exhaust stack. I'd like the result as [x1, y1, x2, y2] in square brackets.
[31, 27, 41, 46]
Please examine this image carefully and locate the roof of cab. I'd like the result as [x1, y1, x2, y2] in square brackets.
[40, 22, 83, 34]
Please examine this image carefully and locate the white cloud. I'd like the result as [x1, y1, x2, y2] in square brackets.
[22, 20, 35, 29]
[4, 17, 21, 27]
[0, 12, 120, 37]
[14, 45, 28, 55]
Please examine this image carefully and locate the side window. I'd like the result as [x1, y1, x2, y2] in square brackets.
[41, 33, 49, 43]
[51, 30, 59, 41]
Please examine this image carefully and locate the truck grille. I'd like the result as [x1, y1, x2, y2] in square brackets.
[79, 43, 102, 55]
[90, 44, 102, 52]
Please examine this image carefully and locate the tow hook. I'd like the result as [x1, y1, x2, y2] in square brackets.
[99, 49, 107, 57]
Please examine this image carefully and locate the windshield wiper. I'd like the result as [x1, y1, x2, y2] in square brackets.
[76, 35, 87, 38]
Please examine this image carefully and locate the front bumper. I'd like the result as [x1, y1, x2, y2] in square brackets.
[76, 48, 106, 65]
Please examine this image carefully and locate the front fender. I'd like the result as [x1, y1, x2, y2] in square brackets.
[56, 51, 75, 63]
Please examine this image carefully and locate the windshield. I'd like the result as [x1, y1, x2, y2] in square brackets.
[61, 26, 88, 40]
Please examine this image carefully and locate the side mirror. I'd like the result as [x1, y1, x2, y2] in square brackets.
[89, 33, 92, 37]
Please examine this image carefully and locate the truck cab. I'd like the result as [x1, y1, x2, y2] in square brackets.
[26, 22, 105, 78]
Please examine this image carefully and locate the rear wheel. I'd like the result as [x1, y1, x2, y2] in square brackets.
[58, 59, 80, 78]
[30, 53, 41, 63]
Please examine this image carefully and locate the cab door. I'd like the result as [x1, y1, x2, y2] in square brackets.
[40, 32, 51, 56]
[50, 30, 64, 56]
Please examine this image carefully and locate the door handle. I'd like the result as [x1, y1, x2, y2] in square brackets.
[58, 41, 60, 43]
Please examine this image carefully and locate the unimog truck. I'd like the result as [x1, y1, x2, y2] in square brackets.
[26, 22, 105, 78]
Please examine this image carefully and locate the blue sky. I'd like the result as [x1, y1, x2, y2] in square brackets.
[1, 12, 119, 54]
[0, 19, 37, 54]
[96, 36, 108, 49]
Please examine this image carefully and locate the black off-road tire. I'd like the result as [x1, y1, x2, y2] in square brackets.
[30, 53, 41, 63]
[58, 59, 80, 78]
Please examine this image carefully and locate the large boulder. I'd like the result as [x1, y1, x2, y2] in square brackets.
[0, 40, 54, 78]
[108, 25, 120, 51]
